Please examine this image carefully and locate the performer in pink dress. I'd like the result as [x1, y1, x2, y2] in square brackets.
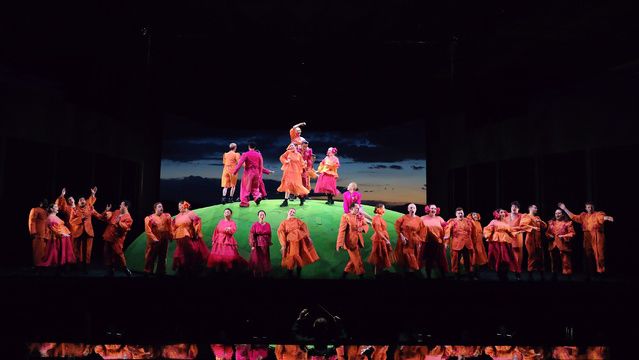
[420, 204, 449, 279]
[314, 147, 341, 205]
[207, 208, 248, 272]
[248, 210, 273, 277]
[172, 201, 209, 276]
[43, 203, 77, 269]
[233, 143, 265, 208]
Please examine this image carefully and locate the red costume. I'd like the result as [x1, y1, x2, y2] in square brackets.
[248, 221, 273, 276]
[483, 219, 518, 272]
[336, 213, 369, 276]
[172, 211, 209, 274]
[505, 212, 523, 274]
[546, 218, 576, 275]
[28, 206, 48, 266]
[144, 212, 172, 274]
[43, 214, 76, 266]
[100, 209, 133, 269]
[233, 149, 265, 207]
[299, 146, 314, 191]
[207, 219, 248, 270]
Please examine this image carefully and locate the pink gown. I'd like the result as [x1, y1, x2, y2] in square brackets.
[314, 155, 341, 195]
[248, 221, 272, 275]
[233, 149, 265, 207]
[43, 215, 76, 266]
[207, 219, 248, 270]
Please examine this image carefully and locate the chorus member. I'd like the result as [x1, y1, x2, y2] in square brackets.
[277, 208, 320, 278]
[368, 204, 394, 275]
[299, 140, 314, 191]
[520, 204, 546, 280]
[289, 122, 308, 147]
[314, 147, 340, 205]
[43, 203, 76, 269]
[28, 199, 49, 267]
[336, 203, 369, 278]
[233, 143, 266, 208]
[207, 208, 247, 272]
[467, 212, 488, 276]
[211, 344, 234, 360]
[248, 210, 273, 277]
[394, 203, 427, 276]
[54, 187, 75, 225]
[278, 144, 310, 207]
[221, 143, 241, 204]
[546, 209, 576, 280]
[172, 200, 209, 276]
[559, 201, 614, 277]
[161, 344, 199, 360]
[144, 202, 172, 275]
[275, 345, 308, 360]
[100, 201, 133, 276]
[444, 207, 476, 279]
[343, 182, 372, 223]
[67, 186, 100, 272]
[506, 201, 524, 279]
[421, 204, 449, 279]
[483, 209, 526, 281]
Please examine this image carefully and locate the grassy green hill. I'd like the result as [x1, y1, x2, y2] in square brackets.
[124, 200, 404, 278]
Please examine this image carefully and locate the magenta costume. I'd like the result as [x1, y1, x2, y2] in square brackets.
[233, 149, 265, 207]
[248, 221, 272, 276]
[235, 345, 269, 360]
[207, 219, 248, 270]
[342, 191, 362, 214]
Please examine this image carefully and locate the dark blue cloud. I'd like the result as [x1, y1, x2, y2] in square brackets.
[411, 165, 425, 170]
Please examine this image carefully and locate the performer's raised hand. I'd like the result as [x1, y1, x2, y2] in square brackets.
[90, 186, 98, 195]
[105, 204, 112, 212]
[557, 202, 567, 211]
[60, 188, 66, 197]
[604, 215, 614, 222]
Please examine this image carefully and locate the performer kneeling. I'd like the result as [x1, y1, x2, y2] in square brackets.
[546, 209, 576, 280]
[207, 208, 248, 273]
[277, 208, 320, 278]
[172, 201, 209, 276]
[336, 203, 369, 279]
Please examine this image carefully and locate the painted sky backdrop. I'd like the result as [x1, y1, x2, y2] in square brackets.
[160, 120, 427, 205]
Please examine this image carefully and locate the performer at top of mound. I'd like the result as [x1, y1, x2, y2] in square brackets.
[299, 140, 315, 192]
[289, 122, 307, 146]
[144, 202, 172, 275]
[394, 203, 427, 275]
[221, 143, 241, 204]
[421, 204, 449, 279]
[277, 208, 320, 278]
[336, 203, 369, 279]
[520, 204, 546, 280]
[559, 201, 613, 277]
[278, 144, 310, 207]
[233, 143, 266, 208]
[315, 147, 341, 205]
[207, 208, 248, 272]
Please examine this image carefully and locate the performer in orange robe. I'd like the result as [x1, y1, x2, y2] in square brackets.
[28, 199, 49, 267]
[483, 209, 527, 281]
[277, 208, 320, 278]
[161, 344, 198, 359]
[43, 203, 76, 268]
[546, 209, 576, 279]
[100, 200, 133, 276]
[221, 143, 241, 204]
[444, 207, 476, 279]
[66, 187, 99, 272]
[336, 203, 369, 278]
[314, 147, 341, 205]
[54, 187, 75, 225]
[506, 201, 524, 280]
[275, 345, 308, 360]
[299, 140, 315, 191]
[172, 201, 209, 276]
[559, 201, 614, 277]
[368, 204, 395, 275]
[394, 203, 427, 275]
[144, 202, 172, 275]
[421, 204, 449, 279]
[278, 144, 310, 207]
[370, 346, 388, 360]
[289, 122, 308, 146]
[467, 212, 488, 275]
[94, 345, 133, 359]
[520, 204, 547, 280]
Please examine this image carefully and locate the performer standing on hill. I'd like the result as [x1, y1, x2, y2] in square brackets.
[221, 143, 241, 204]
[467, 212, 488, 278]
[315, 147, 340, 205]
[546, 208, 576, 280]
[368, 204, 394, 275]
[444, 207, 476, 279]
[289, 122, 307, 146]
[100, 200, 134, 276]
[28, 199, 49, 267]
[299, 140, 315, 192]
[342, 182, 373, 223]
[143, 202, 172, 275]
[278, 144, 310, 207]
[336, 203, 369, 279]
[506, 201, 524, 280]
[421, 204, 449, 279]
[207, 208, 248, 273]
[233, 143, 265, 208]
[559, 201, 614, 278]
[520, 204, 547, 280]
[172, 200, 209, 276]
[394, 203, 427, 276]
[248, 210, 273, 277]
[277, 208, 320, 278]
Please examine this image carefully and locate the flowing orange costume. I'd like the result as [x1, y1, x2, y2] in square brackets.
[100, 209, 133, 269]
[546, 218, 576, 275]
[506, 212, 523, 273]
[162, 344, 198, 359]
[520, 213, 547, 272]
[368, 214, 395, 270]
[336, 213, 369, 276]
[221, 150, 241, 188]
[144, 212, 172, 274]
[275, 345, 308, 360]
[277, 147, 310, 197]
[57, 194, 99, 264]
[394, 215, 427, 271]
[444, 217, 476, 274]
[28, 206, 48, 266]
[569, 211, 608, 273]
[370, 346, 389, 360]
[483, 219, 519, 272]
[277, 218, 320, 270]
[467, 214, 488, 269]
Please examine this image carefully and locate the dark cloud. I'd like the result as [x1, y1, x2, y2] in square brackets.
[411, 165, 425, 170]
[369, 165, 388, 169]
[389, 165, 403, 170]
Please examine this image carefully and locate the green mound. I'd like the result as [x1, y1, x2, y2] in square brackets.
[125, 200, 404, 278]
